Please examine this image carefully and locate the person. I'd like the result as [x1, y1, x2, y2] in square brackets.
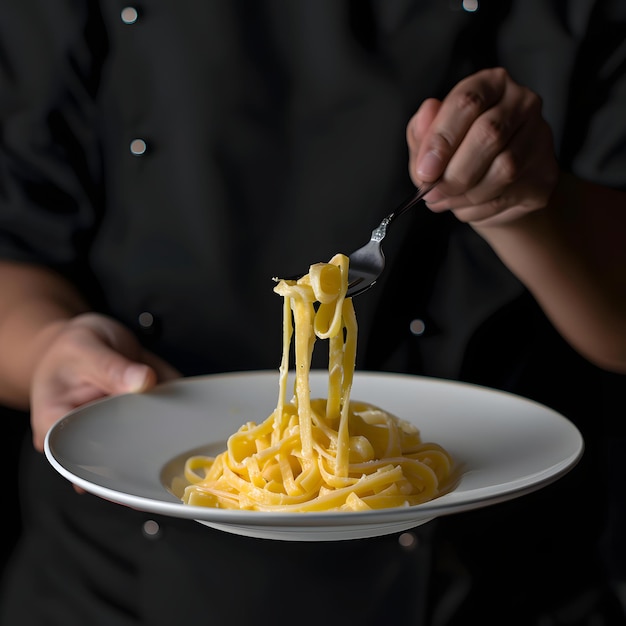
[0, 1, 625, 624]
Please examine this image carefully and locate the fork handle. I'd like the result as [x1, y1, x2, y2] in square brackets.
[371, 179, 439, 242]
[391, 179, 439, 220]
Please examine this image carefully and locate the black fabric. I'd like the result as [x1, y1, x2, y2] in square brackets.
[2, 443, 434, 625]
[0, 1, 625, 624]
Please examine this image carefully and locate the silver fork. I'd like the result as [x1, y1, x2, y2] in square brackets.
[281, 180, 438, 298]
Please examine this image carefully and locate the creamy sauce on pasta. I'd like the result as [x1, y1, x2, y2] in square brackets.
[181, 254, 453, 512]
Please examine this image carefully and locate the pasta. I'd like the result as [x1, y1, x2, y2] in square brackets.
[181, 253, 453, 512]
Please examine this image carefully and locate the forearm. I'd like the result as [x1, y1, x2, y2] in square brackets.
[474, 176, 626, 373]
[0, 261, 90, 408]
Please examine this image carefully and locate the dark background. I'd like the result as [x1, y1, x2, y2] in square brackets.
[1, 407, 28, 581]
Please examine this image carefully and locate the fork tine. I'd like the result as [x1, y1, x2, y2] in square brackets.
[344, 180, 439, 297]
[277, 180, 439, 295]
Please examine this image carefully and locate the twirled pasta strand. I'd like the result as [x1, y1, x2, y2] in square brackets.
[182, 254, 453, 512]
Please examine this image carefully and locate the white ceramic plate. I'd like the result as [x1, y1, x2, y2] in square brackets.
[45, 371, 583, 541]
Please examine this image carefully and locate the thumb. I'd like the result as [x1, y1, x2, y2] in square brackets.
[119, 361, 157, 393]
[61, 313, 159, 396]
[407, 98, 443, 186]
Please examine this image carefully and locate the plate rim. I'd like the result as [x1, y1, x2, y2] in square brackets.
[44, 371, 584, 536]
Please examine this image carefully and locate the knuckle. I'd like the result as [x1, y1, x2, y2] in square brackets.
[525, 90, 543, 114]
[485, 195, 508, 215]
[453, 88, 486, 118]
[406, 115, 419, 146]
[493, 66, 510, 81]
[446, 170, 474, 192]
[492, 150, 521, 184]
[427, 131, 454, 158]
[53, 323, 86, 357]
[474, 115, 509, 150]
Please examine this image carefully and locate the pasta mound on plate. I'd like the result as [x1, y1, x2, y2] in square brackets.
[181, 254, 453, 512]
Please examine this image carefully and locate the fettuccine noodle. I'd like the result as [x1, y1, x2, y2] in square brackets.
[182, 253, 453, 512]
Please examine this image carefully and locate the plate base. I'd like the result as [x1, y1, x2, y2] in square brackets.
[196, 517, 436, 541]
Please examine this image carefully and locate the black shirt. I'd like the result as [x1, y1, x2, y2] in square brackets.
[1, 1, 625, 624]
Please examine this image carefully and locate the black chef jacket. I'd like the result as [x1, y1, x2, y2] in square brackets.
[1, 1, 625, 625]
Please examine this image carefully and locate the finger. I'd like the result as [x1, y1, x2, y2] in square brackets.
[140, 349, 182, 383]
[444, 80, 543, 191]
[407, 98, 442, 153]
[80, 332, 157, 394]
[407, 98, 442, 188]
[32, 350, 154, 451]
[425, 137, 529, 214]
[415, 68, 509, 182]
[67, 315, 157, 393]
[31, 362, 153, 452]
[429, 110, 557, 214]
[427, 153, 557, 226]
[448, 179, 547, 225]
